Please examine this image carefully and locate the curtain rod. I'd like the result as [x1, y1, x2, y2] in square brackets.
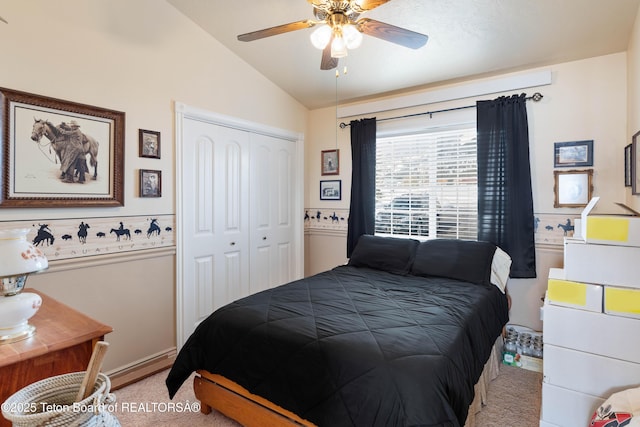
[338, 92, 543, 129]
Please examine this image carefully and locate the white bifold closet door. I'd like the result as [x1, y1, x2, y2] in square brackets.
[177, 110, 300, 347]
[249, 133, 295, 295]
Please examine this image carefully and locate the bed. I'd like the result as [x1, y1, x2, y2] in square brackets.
[166, 236, 511, 427]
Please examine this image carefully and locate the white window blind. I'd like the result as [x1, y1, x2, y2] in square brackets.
[375, 127, 478, 240]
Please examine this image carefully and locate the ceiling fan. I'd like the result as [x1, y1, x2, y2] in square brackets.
[237, 0, 428, 70]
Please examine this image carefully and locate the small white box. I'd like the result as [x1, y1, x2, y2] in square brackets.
[546, 268, 602, 312]
[604, 286, 640, 319]
[564, 239, 640, 289]
[540, 382, 604, 427]
[580, 197, 640, 247]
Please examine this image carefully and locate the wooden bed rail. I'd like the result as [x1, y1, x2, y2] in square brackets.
[194, 370, 316, 427]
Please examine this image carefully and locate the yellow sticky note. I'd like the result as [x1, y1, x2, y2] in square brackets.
[587, 217, 629, 242]
[548, 279, 587, 306]
[605, 287, 640, 314]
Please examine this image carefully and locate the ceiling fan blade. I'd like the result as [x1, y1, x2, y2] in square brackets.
[352, 0, 391, 12]
[357, 18, 428, 49]
[321, 40, 339, 70]
[0, 16, 7, 24]
[238, 20, 314, 42]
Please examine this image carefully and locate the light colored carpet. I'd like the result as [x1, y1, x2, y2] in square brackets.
[112, 365, 542, 426]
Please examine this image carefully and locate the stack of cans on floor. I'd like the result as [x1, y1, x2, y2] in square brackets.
[502, 325, 543, 372]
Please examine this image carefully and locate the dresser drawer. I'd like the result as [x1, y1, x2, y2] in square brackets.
[543, 302, 640, 363]
[543, 344, 640, 398]
[564, 240, 640, 288]
[540, 383, 604, 427]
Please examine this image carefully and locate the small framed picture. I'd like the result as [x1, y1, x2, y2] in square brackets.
[554, 140, 593, 167]
[140, 169, 162, 198]
[139, 129, 161, 159]
[554, 169, 593, 208]
[633, 131, 640, 194]
[321, 149, 339, 175]
[625, 143, 633, 187]
[320, 180, 341, 200]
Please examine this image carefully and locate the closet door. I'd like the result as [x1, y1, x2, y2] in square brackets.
[180, 118, 250, 340]
[249, 133, 296, 294]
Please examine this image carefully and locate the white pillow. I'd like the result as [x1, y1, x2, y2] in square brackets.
[490, 247, 511, 293]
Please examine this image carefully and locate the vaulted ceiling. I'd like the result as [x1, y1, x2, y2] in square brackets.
[167, 0, 640, 109]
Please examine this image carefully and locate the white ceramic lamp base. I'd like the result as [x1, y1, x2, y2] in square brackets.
[0, 292, 42, 343]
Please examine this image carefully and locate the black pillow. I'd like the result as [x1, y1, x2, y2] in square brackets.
[348, 235, 419, 275]
[410, 239, 497, 285]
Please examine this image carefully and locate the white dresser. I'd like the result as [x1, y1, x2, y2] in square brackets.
[540, 297, 640, 426]
[540, 243, 640, 426]
[540, 199, 640, 426]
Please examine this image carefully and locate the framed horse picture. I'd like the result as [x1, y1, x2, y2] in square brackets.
[0, 87, 125, 207]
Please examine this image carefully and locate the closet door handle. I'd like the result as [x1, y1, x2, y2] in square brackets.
[230, 241, 236, 246]
[262, 236, 267, 240]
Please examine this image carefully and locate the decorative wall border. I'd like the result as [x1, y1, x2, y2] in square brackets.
[304, 208, 349, 233]
[0, 214, 175, 261]
[303, 208, 577, 247]
[534, 213, 579, 246]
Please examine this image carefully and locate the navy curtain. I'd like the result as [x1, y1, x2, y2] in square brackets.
[347, 118, 377, 257]
[477, 94, 536, 278]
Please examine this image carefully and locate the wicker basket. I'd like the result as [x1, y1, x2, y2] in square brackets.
[2, 372, 120, 427]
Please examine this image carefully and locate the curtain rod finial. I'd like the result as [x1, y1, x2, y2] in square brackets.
[531, 92, 543, 102]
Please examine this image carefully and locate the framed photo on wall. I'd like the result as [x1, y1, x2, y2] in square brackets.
[320, 180, 341, 200]
[321, 149, 339, 175]
[140, 169, 162, 198]
[633, 131, 640, 195]
[554, 169, 593, 208]
[0, 87, 125, 207]
[139, 129, 161, 159]
[554, 140, 593, 168]
[625, 143, 633, 187]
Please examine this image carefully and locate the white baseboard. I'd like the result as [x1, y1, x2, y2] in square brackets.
[107, 348, 177, 390]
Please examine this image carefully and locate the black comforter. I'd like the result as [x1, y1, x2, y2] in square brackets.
[166, 265, 509, 427]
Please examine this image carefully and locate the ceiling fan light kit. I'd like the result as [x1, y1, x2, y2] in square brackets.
[330, 30, 348, 58]
[237, 0, 428, 70]
[310, 24, 332, 49]
[342, 24, 363, 49]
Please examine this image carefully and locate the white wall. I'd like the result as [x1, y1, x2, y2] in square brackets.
[305, 53, 629, 331]
[628, 4, 640, 210]
[0, 0, 307, 374]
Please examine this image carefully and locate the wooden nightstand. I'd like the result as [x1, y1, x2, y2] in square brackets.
[0, 289, 112, 426]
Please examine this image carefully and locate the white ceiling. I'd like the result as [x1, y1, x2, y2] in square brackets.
[167, 0, 640, 110]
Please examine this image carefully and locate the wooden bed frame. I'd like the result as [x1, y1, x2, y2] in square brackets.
[192, 295, 511, 427]
[194, 370, 316, 426]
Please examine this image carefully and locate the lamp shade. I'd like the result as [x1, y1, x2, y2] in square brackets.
[0, 229, 48, 277]
[342, 24, 363, 49]
[331, 35, 348, 58]
[310, 24, 332, 49]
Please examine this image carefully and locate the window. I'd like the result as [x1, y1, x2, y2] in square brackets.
[375, 126, 477, 240]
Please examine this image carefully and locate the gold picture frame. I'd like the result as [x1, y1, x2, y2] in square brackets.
[554, 169, 593, 208]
